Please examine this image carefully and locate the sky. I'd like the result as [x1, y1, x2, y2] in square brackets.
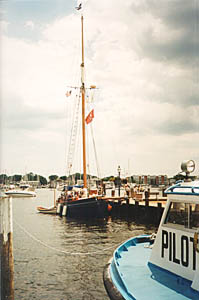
[0, 0, 199, 179]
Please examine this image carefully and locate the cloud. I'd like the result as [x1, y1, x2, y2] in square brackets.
[156, 106, 199, 135]
[0, 20, 9, 33]
[1, 0, 199, 177]
[24, 20, 35, 30]
[133, 0, 199, 67]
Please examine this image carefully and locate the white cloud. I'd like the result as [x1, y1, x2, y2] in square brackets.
[0, 20, 9, 33]
[24, 20, 35, 30]
[1, 0, 199, 178]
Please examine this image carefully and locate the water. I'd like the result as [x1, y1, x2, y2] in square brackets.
[13, 189, 155, 300]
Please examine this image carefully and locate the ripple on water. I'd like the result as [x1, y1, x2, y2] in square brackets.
[13, 189, 155, 300]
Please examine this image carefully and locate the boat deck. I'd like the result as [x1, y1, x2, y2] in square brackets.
[110, 237, 198, 300]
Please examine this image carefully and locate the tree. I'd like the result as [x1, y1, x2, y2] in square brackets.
[173, 173, 185, 181]
[75, 173, 82, 181]
[39, 176, 47, 185]
[102, 175, 114, 181]
[60, 176, 67, 181]
[131, 176, 136, 183]
[23, 172, 35, 181]
[0, 174, 8, 184]
[13, 174, 22, 182]
[173, 173, 196, 182]
[49, 175, 59, 182]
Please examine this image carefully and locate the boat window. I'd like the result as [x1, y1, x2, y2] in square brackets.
[191, 204, 199, 229]
[164, 202, 199, 229]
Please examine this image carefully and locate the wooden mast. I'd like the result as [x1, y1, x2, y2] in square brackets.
[81, 15, 87, 188]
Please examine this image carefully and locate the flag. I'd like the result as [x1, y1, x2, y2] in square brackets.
[75, 3, 82, 10]
[85, 109, 94, 124]
[65, 90, 72, 97]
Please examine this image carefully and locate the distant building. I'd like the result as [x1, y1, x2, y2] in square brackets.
[132, 174, 168, 186]
[133, 175, 142, 184]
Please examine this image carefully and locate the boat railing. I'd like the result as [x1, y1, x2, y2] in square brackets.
[165, 183, 199, 195]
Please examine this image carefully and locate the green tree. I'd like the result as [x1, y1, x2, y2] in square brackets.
[173, 174, 185, 181]
[39, 176, 47, 185]
[60, 176, 67, 181]
[27, 172, 35, 181]
[13, 174, 22, 182]
[49, 175, 58, 181]
[0, 174, 8, 184]
[75, 173, 82, 181]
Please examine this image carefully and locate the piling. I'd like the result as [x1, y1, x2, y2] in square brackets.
[0, 194, 14, 300]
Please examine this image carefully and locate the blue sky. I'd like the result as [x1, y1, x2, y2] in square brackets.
[1, 0, 74, 40]
[1, 0, 199, 178]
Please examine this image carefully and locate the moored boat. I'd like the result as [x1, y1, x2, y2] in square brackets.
[5, 189, 36, 198]
[37, 206, 57, 214]
[63, 195, 109, 219]
[56, 8, 111, 219]
[103, 160, 199, 299]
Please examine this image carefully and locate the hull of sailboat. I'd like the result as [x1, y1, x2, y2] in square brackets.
[66, 197, 109, 219]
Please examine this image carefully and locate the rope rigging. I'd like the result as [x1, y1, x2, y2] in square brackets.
[66, 91, 81, 178]
[65, 85, 101, 182]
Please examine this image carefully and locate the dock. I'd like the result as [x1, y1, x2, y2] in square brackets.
[103, 189, 167, 225]
[0, 193, 14, 300]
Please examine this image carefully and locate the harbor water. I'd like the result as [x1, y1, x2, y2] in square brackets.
[13, 189, 155, 300]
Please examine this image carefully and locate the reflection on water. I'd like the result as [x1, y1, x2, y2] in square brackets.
[13, 189, 155, 300]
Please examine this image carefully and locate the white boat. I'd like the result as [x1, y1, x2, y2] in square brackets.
[104, 160, 199, 299]
[5, 188, 36, 197]
[37, 206, 57, 214]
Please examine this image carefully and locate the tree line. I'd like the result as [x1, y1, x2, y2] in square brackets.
[0, 172, 115, 186]
[1, 172, 191, 187]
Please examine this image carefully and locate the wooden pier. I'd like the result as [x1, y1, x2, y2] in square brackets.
[0, 193, 14, 300]
[103, 191, 167, 226]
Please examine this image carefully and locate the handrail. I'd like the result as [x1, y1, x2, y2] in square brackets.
[165, 183, 199, 195]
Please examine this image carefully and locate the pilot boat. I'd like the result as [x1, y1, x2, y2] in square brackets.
[104, 160, 199, 299]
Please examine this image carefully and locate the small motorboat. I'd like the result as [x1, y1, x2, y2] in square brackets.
[37, 206, 57, 214]
[104, 160, 199, 300]
[5, 188, 36, 197]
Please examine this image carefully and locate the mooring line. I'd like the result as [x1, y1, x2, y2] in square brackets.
[14, 219, 117, 256]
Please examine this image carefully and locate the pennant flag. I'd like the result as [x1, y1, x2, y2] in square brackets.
[75, 2, 82, 10]
[85, 109, 94, 124]
[65, 90, 72, 97]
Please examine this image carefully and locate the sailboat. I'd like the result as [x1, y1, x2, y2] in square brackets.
[59, 14, 110, 219]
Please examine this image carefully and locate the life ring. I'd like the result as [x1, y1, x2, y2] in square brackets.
[193, 231, 199, 253]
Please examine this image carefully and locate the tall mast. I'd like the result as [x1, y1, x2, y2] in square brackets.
[81, 15, 87, 188]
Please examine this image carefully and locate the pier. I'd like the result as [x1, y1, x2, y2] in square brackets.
[0, 193, 14, 300]
[103, 188, 167, 225]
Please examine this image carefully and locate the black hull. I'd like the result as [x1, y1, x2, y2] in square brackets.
[66, 197, 109, 219]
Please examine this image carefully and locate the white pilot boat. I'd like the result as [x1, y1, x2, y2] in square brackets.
[104, 160, 199, 299]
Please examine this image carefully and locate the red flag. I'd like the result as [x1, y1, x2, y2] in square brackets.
[85, 109, 94, 124]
